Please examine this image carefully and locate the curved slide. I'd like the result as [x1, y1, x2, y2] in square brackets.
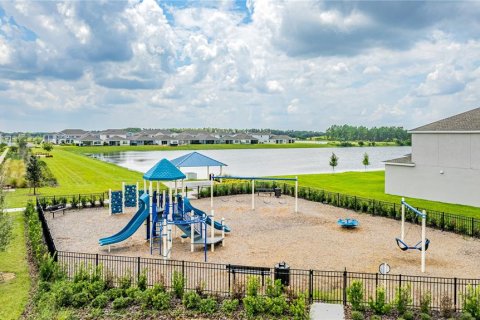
[99, 193, 150, 246]
[183, 197, 231, 233]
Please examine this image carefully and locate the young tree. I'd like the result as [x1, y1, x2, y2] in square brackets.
[0, 167, 12, 251]
[42, 142, 53, 153]
[362, 153, 370, 171]
[329, 153, 339, 172]
[26, 155, 43, 195]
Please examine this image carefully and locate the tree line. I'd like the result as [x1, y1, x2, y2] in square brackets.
[325, 125, 410, 143]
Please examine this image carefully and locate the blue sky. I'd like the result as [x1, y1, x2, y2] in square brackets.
[1, 0, 480, 132]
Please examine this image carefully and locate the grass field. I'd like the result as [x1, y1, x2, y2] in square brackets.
[0, 211, 30, 320]
[281, 171, 480, 218]
[5, 148, 144, 208]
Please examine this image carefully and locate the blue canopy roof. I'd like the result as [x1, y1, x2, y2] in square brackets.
[170, 152, 227, 168]
[143, 159, 186, 181]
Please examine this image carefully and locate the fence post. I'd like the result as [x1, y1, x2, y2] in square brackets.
[182, 260, 185, 279]
[471, 217, 475, 236]
[197, 186, 200, 198]
[354, 196, 357, 211]
[95, 254, 99, 267]
[137, 257, 141, 283]
[227, 264, 231, 296]
[454, 277, 457, 312]
[337, 193, 340, 206]
[375, 273, 378, 288]
[343, 269, 347, 306]
[309, 270, 313, 304]
[441, 212, 445, 231]
[399, 274, 402, 288]
[373, 200, 375, 215]
[393, 203, 396, 217]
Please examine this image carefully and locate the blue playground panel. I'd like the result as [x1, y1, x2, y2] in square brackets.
[337, 218, 359, 228]
[111, 191, 123, 214]
[124, 185, 137, 207]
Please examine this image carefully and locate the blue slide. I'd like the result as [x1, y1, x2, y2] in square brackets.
[99, 193, 150, 246]
[183, 197, 231, 233]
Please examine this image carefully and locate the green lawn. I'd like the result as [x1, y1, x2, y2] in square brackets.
[5, 148, 144, 208]
[0, 211, 30, 320]
[281, 171, 480, 218]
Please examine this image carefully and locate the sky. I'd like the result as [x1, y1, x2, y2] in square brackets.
[0, 0, 480, 132]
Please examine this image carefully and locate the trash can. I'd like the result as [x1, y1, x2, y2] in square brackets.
[274, 262, 290, 286]
[274, 187, 281, 198]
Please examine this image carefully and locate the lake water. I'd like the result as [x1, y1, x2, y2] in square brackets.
[91, 146, 411, 178]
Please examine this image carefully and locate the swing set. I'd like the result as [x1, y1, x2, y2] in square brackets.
[395, 198, 430, 273]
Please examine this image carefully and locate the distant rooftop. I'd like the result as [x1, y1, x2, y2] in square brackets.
[410, 107, 480, 132]
[170, 152, 227, 168]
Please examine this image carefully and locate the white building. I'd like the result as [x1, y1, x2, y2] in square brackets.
[385, 107, 480, 207]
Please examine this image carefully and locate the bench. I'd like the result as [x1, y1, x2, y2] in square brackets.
[256, 188, 274, 196]
[226, 264, 271, 285]
[48, 204, 67, 218]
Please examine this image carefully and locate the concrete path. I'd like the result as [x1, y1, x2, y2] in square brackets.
[0, 148, 8, 165]
[310, 303, 345, 320]
[3, 207, 25, 213]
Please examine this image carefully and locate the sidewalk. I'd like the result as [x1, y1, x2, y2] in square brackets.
[0, 148, 8, 165]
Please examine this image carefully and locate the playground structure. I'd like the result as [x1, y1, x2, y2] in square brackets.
[395, 198, 429, 273]
[100, 158, 229, 262]
[211, 175, 299, 213]
[108, 182, 140, 214]
[337, 218, 359, 228]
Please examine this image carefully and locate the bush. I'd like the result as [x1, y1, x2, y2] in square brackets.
[402, 310, 414, 320]
[106, 288, 124, 301]
[137, 271, 147, 291]
[351, 310, 364, 320]
[152, 292, 171, 310]
[440, 295, 454, 318]
[347, 280, 364, 311]
[420, 313, 432, 320]
[370, 315, 381, 320]
[39, 254, 64, 282]
[420, 291, 432, 315]
[265, 296, 288, 316]
[231, 281, 245, 300]
[53, 282, 74, 307]
[289, 294, 308, 320]
[91, 294, 109, 308]
[463, 284, 480, 319]
[243, 295, 266, 318]
[460, 312, 475, 320]
[368, 286, 391, 315]
[172, 271, 185, 298]
[266, 278, 283, 298]
[199, 297, 218, 314]
[118, 273, 132, 290]
[221, 298, 239, 315]
[71, 291, 91, 308]
[112, 296, 133, 309]
[395, 285, 412, 315]
[183, 291, 201, 309]
[125, 287, 139, 298]
[246, 276, 260, 297]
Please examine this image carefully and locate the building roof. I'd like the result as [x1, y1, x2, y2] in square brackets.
[270, 135, 294, 140]
[143, 159, 186, 181]
[61, 129, 87, 135]
[384, 154, 415, 166]
[153, 133, 173, 140]
[100, 129, 129, 135]
[233, 133, 257, 140]
[105, 135, 129, 142]
[170, 152, 227, 168]
[410, 107, 480, 132]
[175, 133, 195, 140]
[79, 134, 101, 141]
[194, 133, 218, 141]
[129, 134, 155, 141]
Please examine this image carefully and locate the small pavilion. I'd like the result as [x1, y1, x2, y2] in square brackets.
[170, 151, 227, 178]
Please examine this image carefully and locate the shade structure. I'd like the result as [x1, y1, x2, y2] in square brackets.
[143, 158, 186, 181]
[170, 152, 227, 168]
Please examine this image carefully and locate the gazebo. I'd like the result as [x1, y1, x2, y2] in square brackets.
[170, 151, 227, 178]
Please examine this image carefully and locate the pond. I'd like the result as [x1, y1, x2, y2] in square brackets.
[91, 146, 411, 178]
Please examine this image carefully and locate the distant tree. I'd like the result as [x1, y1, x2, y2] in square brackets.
[329, 153, 339, 172]
[25, 155, 43, 195]
[42, 142, 53, 153]
[358, 141, 364, 146]
[0, 167, 12, 251]
[362, 153, 370, 171]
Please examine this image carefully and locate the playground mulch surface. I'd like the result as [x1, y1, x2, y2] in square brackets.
[45, 194, 480, 278]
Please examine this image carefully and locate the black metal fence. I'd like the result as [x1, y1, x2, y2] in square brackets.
[197, 182, 480, 238]
[37, 192, 107, 211]
[55, 250, 479, 311]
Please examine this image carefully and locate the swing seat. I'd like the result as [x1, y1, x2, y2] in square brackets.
[337, 218, 359, 228]
[395, 238, 430, 251]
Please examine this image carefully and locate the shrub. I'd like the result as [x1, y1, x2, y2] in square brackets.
[183, 291, 201, 309]
[118, 273, 132, 290]
[266, 278, 283, 298]
[460, 312, 475, 320]
[221, 298, 239, 315]
[172, 271, 185, 298]
[290, 294, 308, 320]
[243, 295, 266, 318]
[347, 280, 364, 311]
[246, 276, 260, 297]
[420, 291, 432, 315]
[152, 292, 171, 310]
[87, 281, 107, 297]
[195, 280, 206, 297]
[395, 285, 412, 315]
[53, 282, 74, 307]
[440, 295, 454, 318]
[402, 310, 414, 320]
[125, 287, 139, 298]
[420, 313, 432, 320]
[106, 288, 124, 301]
[112, 296, 133, 309]
[368, 286, 391, 315]
[39, 254, 64, 282]
[351, 310, 364, 320]
[231, 280, 245, 300]
[463, 284, 480, 319]
[137, 271, 147, 291]
[265, 296, 288, 316]
[199, 297, 218, 314]
[71, 291, 91, 308]
[91, 294, 109, 308]
[370, 315, 381, 320]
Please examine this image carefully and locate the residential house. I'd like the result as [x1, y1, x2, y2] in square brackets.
[384, 107, 480, 207]
[77, 134, 103, 146]
[269, 135, 295, 144]
[232, 133, 258, 144]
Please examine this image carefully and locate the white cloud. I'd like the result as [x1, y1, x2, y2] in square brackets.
[415, 64, 467, 97]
